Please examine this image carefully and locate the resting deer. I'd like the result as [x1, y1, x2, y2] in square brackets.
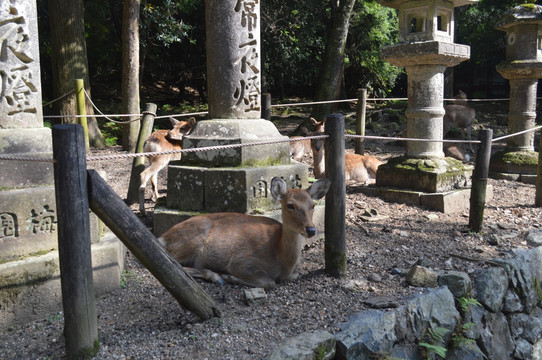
[289, 118, 325, 161]
[443, 91, 475, 152]
[139, 117, 196, 215]
[310, 125, 384, 184]
[158, 177, 331, 288]
[443, 142, 470, 162]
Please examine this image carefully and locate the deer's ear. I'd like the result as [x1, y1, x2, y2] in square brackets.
[169, 117, 180, 126]
[188, 117, 196, 126]
[307, 178, 331, 200]
[270, 177, 288, 201]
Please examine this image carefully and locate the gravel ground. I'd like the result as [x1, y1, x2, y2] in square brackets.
[1, 119, 541, 360]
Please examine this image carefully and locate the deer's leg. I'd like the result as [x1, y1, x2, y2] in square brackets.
[150, 173, 159, 201]
[183, 267, 226, 285]
[139, 156, 168, 214]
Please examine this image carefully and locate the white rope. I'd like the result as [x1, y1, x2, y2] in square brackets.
[345, 134, 481, 144]
[492, 125, 542, 142]
[42, 89, 75, 107]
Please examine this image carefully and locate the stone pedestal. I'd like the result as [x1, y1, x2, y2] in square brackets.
[0, 0, 123, 330]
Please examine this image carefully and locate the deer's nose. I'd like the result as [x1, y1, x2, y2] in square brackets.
[306, 227, 317, 238]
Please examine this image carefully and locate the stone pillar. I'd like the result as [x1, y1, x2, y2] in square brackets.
[153, 0, 317, 237]
[507, 78, 537, 151]
[405, 64, 446, 158]
[0, 0, 123, 331]
[206, 0, 261, 119]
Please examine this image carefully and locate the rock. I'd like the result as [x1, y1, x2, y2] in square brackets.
[335, 310, 397, 359]
[503, 289, 523, 313]
[406, 265, 438, 288]
[526, 229, 542, 247]
[367, 273, 382, 283]
[363, 296, 399, 309]
[269, 331, 336, 360]
[479, 312, 514, 360]
[513, 338, 532, 359]
[487, 234, 500, 246]
[244, 288, 267, 306]
[395, 287, 459, 344]
[438, 271, 471, 298]
[389, 344, 423, 360]
[446, 342, 485, 360]
[473, 267, 508, 312]
[508, 311, 542, 344]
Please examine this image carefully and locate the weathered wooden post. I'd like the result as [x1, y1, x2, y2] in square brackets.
[469, 129, 493, 232]
[262, 93, 272, 121]
[87, 170, 220, 320]
[126, 103, 157, 204]
[355, 88, 367, 155]
[75, 79, 90, 153]
[324, 114, 346, 278]
[52, 124, 99, 359]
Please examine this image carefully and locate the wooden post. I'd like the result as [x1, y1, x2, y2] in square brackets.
[126, 103, 157, 204]
[469, 129, 493, 232]
[52, 124, 99, 359]
[324, 114, 346, 278]
[87, 170, 220, 320]
[536, 128, 542, 207]
[262, 93, 271, 120]
[75, 79, 90, 153]
[355, 88, 367, 155]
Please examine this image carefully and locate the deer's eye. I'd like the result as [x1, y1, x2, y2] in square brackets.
[287, 203, 295, 210]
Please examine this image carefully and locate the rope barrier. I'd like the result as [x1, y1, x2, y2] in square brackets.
[492, 124, 542, 142]
[42, 89, 75, 107]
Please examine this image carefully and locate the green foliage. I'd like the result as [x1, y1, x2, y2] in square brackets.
[419, 327, 450, 359]
[457, 296, 482, 313]
[345, 0, 402, 97]
[101, 121, 122, 147]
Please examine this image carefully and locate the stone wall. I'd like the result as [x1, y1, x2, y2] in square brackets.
[271, 229, 542, 360]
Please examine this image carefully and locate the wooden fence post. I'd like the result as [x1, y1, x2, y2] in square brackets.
[355, 88, 367, 155]
[262, 93, 271, 121]
[87, 170, 220, 320]
[52, 124, 99, 359]
[324, 113, 346, 278]
[75, 79, 90, 153]
[469, 129, 493, 232]
[126, 103, 157, 205]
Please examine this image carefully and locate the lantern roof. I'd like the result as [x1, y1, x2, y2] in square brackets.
[495, 3, 542, 31]
[378, 0, 477, 10]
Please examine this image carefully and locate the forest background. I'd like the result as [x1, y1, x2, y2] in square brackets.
[36, 0, 525, 147]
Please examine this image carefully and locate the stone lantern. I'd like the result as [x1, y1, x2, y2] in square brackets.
[374, 0, 476, 207]
[490, 0, 541, 181]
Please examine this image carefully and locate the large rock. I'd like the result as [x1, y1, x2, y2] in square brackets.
[269, 331, 336, 360]
[479, 312, 514, 360]
[473, 267, 508, 312]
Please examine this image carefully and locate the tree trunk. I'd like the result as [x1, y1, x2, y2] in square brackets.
[310, 0, 356, 122]
[121, 0, 141, 152]
[48, 0, 106, 148]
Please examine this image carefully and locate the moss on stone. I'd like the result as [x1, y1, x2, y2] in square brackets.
[492, 150, 538, 166]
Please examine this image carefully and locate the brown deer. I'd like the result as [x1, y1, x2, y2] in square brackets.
[158, 177, 331, 288]
[289, 118, 325, 161]
[443, 91, 475, 152]
[309, 122, 384, 184]
[139, 117, 196, 215]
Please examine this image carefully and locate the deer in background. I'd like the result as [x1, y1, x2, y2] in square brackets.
[139, 117, 196, 215]
[289, 118, 325, 161]
[309, 121, 384, 184]
[159, 177, 331, 288]
[443, 91, 475, 152]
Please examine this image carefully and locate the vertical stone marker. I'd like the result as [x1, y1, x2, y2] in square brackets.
[153, 0, 321, 239]
[0, 0, 124, 332]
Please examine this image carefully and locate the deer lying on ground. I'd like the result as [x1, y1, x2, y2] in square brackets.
[158, 177, 331, 288]
[139, 117, 196, 215]
[310, 124, 384, 184]
[443, 91, 475, 152]
[443, 142, 470, 162]
[289, 118, 325, 161]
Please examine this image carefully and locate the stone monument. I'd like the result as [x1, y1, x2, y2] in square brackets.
[153, 0, 321, 236]
[371, 0, 478, 213]
[491, 0, 541, 183]
[0, 0, 123, 330]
